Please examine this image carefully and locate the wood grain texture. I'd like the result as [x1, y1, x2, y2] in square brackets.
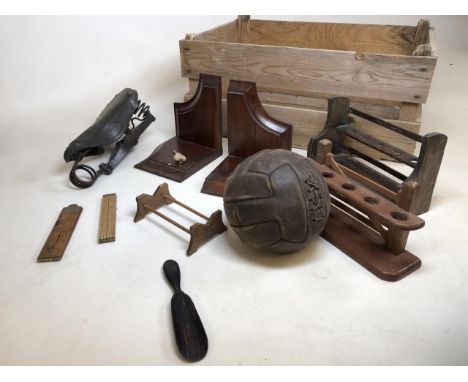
[412, 19, 430, 53]
[237, 15, 250, 43]
[163, 259, 208, 362]
[429, 27, 438, 56]
[135, 74, 222, 182]
[98, 193, 116, 244]
[386, 180, 419, 254]
[180, 39, 436, 103]
[307, 97, 447, 215]
[248, 20, 416, 55]
[37, 204, 82, 262]
[183, 91, 419, 154]
[134, 183, 227, 256]
[195, 20, 238, 42]
[188, 78, 402, 120]
[406, 132, 447, 214]
[202, 80, 292, 197]
[337, 124, 418, 166]
[313, 161, 424, 231]
[399, 102, 422, 122]
[194, 95, 419, 158]
[322, 205, 421, 281]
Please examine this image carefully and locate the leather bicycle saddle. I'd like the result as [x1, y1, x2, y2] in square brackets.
[64, 88, 155, 188]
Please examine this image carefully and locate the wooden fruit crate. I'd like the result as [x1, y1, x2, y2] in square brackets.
[179, 16, 437, 157]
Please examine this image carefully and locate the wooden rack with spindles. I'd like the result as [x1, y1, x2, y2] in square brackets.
[134, 183, 226, 256]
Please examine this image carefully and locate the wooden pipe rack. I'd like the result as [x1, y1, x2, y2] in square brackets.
[134, 183, 226, 255]
[313, 158, 426, 281]
[308, 97, 447, 215]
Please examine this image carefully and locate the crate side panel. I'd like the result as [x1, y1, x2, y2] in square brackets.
[187, 79, 401, 120]
[195, 20, 238, 42]
[248, 20, 416, 55]
[180, 40, 436, 103]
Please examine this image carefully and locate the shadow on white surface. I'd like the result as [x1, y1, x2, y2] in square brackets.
[223, 228, 325, 269]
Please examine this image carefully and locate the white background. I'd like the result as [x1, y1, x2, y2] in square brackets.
[0, 15, 467, 365]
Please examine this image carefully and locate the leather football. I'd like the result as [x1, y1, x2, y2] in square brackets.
[223, 149, 331, 254]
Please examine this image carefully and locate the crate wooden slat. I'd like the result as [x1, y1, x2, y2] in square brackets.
[187, 78, 406, 120]
[180, 39, 435, 104]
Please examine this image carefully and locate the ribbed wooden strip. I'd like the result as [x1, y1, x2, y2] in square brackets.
[98, 193, 116, 244]
[37, 204, 82, 262]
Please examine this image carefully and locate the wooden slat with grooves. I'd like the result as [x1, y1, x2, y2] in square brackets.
[98, 193, 117, 244]
[336, 125, 418, 166]
[37, 204, 82, 262]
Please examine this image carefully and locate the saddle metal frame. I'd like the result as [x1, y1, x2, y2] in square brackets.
[64, 88, 155, 188]
[307, 97, 447, 215]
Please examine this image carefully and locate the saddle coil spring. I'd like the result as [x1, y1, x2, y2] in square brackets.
[130, 100, 151, 129]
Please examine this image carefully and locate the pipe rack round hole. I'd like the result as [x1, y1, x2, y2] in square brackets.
[322, 171, 334, 178]
[364, 196, 379, 204]
[391, 211, 408, 221]
[342, 183, 356, 190]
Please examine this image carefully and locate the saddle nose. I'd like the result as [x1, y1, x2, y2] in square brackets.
[64, 141, 81, 162]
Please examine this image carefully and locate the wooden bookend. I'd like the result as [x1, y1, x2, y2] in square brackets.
[308, 97, 447, 214]
[201, 80, 292, 196]
[134, 183, 227, 256]
[135, 74, 222, 182]
[313, 158, 425, 281]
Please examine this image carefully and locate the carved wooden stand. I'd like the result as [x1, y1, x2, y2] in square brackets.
[313, 160, 425, 281]
[135, 74, 223, 182]
[306, 98, 444, 280]
[308, 97, 447, 215]
[134, 183, 227, 256]
[201, 80, 292, 196]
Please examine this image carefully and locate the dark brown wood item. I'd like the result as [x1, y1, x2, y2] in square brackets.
[134, 183, 226, 255]
[37, 204, 82, 262]
[163, 259, 208, 362]
[135, 74, 222, 182]
[312, 159, 425, 281]
[201, 80, 292, 196]
[308, 97, 447, 215]
[98, 193, 116, 243]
